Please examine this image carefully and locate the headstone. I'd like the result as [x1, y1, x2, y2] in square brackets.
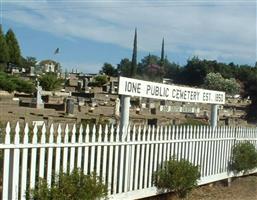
[160, 100, 166, 105]
[78, 97, 85, 106]
[91, 98, 97, 107]
[66, 98, 74, 115]
[30, 66, 35, 76]
[151, 108, 157, 114]
[148, 118, 158, 126]
[149, 103, 155, 109]
[141, 103, 146, 109]
[89, 107, 94, 113]
[84, 78, 89, 92]
[114, 98, 120, 117]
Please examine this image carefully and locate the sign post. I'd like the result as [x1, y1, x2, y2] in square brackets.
[120, 95, 130, 139]
[118, 76, 225, 137]
[211, 104, 219, 127]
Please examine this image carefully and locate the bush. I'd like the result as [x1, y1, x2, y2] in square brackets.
[231, 142, 257, 174]
[28, 169, 108, 200]
[203, 72, 240, 95]
[39, 72, 63, 91]
[0, 72, 35, 93]
[154, 158, 200, 198]
[93, 75, 108, 87]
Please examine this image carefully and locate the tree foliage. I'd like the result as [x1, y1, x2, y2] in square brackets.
[88, 75, 108, 87]
[92, 75, 108, 87]
[100, 63, 117, 77]
[203, 72, 240, 95]
[137, 54, 162, 81]
[0, 26, 9, 68]
[130, 28, 137, 77]
[117, 58, 131, 77]
[5, 29, 21, 66]
[0, 71, 35, 93]
[39, 73, 63, 91]
[21, 56, 37, 70]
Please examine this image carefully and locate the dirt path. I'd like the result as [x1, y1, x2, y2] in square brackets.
[142, 175, 257, 200]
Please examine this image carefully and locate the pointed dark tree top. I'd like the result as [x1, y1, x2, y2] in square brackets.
[160, 38, 165, 66]
[131, 28, 137, 77]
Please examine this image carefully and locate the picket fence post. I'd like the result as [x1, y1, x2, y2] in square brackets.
[1, 122, 257, 200]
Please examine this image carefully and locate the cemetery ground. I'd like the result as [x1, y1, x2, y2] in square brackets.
[142, 175, 257, 200]
[0, 91, 251, 127]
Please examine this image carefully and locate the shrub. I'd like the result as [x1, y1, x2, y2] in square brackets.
[92, 75, 108, 87]
[230, 142, 257, 174]
[39, 72, 63, 91]
[154, 158, 200, 198]
[0, 72, 35, 93]
[28, 169, 108, 200]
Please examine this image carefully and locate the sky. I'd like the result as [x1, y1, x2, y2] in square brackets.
[1, 0, 256, 73]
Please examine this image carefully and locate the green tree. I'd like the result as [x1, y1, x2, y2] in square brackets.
[92, 75, 108, 87]
[138, 54, 163, 81]
[203, 72, 240, 95]
[100, 63, 117, 77]
[160, 38, 165, 66]
[163, 57, 180, 81]
[117, 58, 131, 77]
[179, 57, 211, 86]
[5, 29, 21, 66]
[130, 28, 137, 77]
[178, 57, 237, 86]
[0, 26, 9, 70]
[12, 77, 36, 93]
[0, 71, 35, 93]
[244, 74, 257, 121]
[39, 73, 63, 91]
[21, 56, 37, 70]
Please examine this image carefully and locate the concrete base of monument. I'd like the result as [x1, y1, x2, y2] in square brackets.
[30, 102, 44, 109]
[30, 98, 45, 109]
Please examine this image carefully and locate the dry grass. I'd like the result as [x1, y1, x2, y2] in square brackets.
[142, 175, 257, 200]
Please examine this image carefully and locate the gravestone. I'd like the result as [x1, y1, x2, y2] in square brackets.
[66, 98, 74, 115]
[141, 103, 146, 109]
[148, 118, 158, 126]
[84, 78, 89, 93]
[114, 98, 120, 117]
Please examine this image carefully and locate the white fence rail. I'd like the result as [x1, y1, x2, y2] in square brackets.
[0, 123, 257, 200]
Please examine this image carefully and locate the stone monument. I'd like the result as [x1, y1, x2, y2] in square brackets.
[114, 98, 120, 117]
[31, 81, 44, 109]
[84, 78, 89, 93]
[66, 98, 75, 116]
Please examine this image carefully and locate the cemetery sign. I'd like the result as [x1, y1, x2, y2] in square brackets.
[118, 76, 225, 105]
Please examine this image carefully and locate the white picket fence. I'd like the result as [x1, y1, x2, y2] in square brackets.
[0, 123, 257, 200]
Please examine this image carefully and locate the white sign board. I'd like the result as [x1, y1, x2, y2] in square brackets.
[118, 76, 225, 104]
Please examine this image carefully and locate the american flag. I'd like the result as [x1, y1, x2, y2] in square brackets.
[54, 48, 60, 54]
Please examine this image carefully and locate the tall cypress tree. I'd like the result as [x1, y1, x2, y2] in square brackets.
[160, 38, 165, 66]
[130, 28, 137, 77]
[5, 28, 21, 66]
[0, 26, 9, 65]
